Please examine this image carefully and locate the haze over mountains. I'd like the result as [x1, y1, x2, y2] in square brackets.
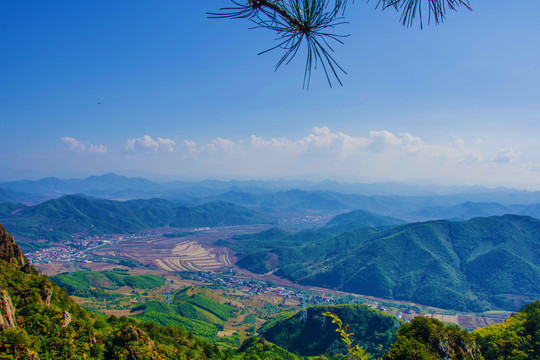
[3, 173, 540, 221]
[1, 172, 540, 199]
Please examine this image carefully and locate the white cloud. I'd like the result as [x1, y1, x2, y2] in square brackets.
[62, 137, 107, 153]
[492, 147, 521, 164]
[54, 127, 539, 186]
[368, 130, 402, 152]
[183, 139, 200, 154]
[61, 137, 86, 152]
[251, 135, 271, 148]
[125, 135, 175, 153]
[212, 137, 235, 152]
[158, 137, 176, 152]
[180, 137, 235, 157]
[250, 127, 370, 156]
[125, 135, 158, 152]
[89, 144, 108, 153]
[246, 127, 477, 162]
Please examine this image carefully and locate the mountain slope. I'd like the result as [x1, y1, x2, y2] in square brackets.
[298, 215, 540, 311]
[261, 304, 398, 358]
[228, 215, 540, 311]
[0, 188, 42, 204]
[413, 201, 513, 220]
[0, 195, 275, 240]
[324, 209, 406, 232]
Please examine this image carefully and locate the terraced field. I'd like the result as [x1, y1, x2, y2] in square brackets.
[157, 240, 226, 271]
[457, 314, 506, 330]
[93, 234, 232, 272]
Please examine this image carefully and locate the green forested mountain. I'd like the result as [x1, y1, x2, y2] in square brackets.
[414, 200, 540, 221]
[0, 202, 25, 218]
[0, 188, 40, 204]
[218, 226, 378, 275]
[324, 209, 406, 233]
[0, 195, 275, 240]
[261, 304, 399, 358]
[413, 201, 513, 220]
[228, 215, 540, 311]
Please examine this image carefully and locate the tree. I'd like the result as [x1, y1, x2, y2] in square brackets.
[383, 316, 483, 360]
[209, 0, 472, 88]
[474, 301, 540, 360]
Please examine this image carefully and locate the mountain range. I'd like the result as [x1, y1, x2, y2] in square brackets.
[0, 195, 275, 242]
[4, 172, 540, 203]
[225, 214, 540, 312]
[5, 173, 540, 222]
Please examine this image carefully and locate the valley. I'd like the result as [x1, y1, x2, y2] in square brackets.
[2, 174, 540, 358]
[28, 224, 510, 334]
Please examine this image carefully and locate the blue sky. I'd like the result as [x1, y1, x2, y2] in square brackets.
[1, 1, 539, 188]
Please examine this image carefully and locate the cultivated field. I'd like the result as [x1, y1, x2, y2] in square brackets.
[94, 236, 229, 272]
[90, 226, 269, 273]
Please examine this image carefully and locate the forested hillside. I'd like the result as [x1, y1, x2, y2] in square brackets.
[323, 209, 406, 232]
[0, 195, 274, 241]
[261, 304, 399, 358]
[227, 215, 540, 311]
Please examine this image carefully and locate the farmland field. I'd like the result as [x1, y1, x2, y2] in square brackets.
[91, 225, 270, 273]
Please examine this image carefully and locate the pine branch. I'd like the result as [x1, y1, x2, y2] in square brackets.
[209, 0, 473, 88]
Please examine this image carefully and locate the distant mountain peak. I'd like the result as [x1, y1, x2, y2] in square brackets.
[88, 172, 123, 179]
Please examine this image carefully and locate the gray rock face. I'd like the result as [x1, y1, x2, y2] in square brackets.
[0, 289, 17, 329]
[41, 284, 53, 307]
[62, 311, 72, 328]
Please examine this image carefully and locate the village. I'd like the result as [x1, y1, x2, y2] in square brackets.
[26, 232, 156, 264]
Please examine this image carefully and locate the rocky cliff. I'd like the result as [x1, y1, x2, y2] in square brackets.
[0, 289, 16, 330]
[0, 223, 27, 266]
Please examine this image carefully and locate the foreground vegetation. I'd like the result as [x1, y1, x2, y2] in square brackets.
[2, 223, 539, 359]
[261, 304, 399, 358]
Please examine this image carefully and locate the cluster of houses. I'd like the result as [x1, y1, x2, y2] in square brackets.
[186, 271, 333, 304]
[26, 231, 168, 264]
[27, 245, 91, 264]
[279, 215, 329, 226]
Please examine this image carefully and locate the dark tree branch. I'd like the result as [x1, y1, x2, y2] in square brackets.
[209, 0, 472, 88]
